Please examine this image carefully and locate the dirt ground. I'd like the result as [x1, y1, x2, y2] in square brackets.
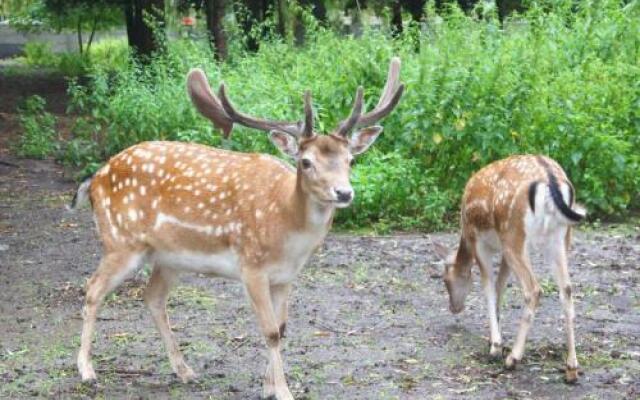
[1, 71, 639, 399]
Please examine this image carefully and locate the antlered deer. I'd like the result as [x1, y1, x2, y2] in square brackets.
[434, 155, 585, 383]
[72, 59, 403, 399]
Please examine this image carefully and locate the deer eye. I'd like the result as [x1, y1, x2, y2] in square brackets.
[301, 158, 312, 169]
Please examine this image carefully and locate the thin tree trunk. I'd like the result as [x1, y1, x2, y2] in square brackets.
[124, 0, 165, 62]
[390, 1, 402, 37]
[275, 0, 286, 38]
[86, 16, 98, 54]
[77, 17, 83, 54]
[404, 0, 426, 22]
[309, 0, 326, 23]
[205, 0, 227, 60]
[238, 0, 262, 52]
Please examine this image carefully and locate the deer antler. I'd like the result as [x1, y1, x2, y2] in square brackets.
[335, 57, 405, 137]
[187, 68, 314, 139]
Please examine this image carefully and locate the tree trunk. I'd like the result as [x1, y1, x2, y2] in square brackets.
[404, 0, 426, 22]
[237, 0, 262, 52]
[237, 0, 276, 52]
[390, 1, 402, 37]
[457, 0, 479, 13]
[205, 0, 227, 60]
[275, 0, 286, 38]
[308, 0, 326, 23]
[293, 0, 327, 45]
[496, 0, 526, 23]
[77, 17, 83, 54]
[86, 17, 98, 54]
[125, 0, 165, 61]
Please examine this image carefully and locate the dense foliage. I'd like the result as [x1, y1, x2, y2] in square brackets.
[20, 0, 640, 230]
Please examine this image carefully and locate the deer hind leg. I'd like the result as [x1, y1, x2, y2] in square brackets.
[77, 250, 145, 381]
[503, 244, 541, 369]
[144, 265, 196, 383]
[550, 228, 579, 383]
[475, 242, 502, 358]
[243, 270, 293, 400]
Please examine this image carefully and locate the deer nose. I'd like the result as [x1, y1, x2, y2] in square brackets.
[334, 188, 353, 203]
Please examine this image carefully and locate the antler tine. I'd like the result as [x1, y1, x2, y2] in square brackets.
[301, 90, 314, 138]
[186, 68, 234, 138]
[355, 57, 405, 128]
[218, 84, 303, 137]
[336, 87, 364, 137]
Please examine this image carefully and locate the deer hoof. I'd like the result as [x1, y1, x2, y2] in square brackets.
[489, 343, 503, 361]
[504, 355, 519, 370]
[175, 363, 197, 383]
[564, 367, 579, 384]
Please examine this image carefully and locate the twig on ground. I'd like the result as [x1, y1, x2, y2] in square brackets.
[0, 160, 19, 168]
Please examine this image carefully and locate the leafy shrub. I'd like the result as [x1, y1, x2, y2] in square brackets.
[15, 96, 58, 159]
[22, 41, 59, 67]
[46, 0, 640, 229]
[20, 37, 129, 76]
[89, 37, 129, 72]
[57, 52, 91, 76]
[337, 151, 451, 231]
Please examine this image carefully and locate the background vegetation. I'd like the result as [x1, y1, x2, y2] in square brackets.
[8, 0, 640, 230]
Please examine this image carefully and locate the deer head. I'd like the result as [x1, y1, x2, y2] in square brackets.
[186, 58, 404, 209]
[434, 241, 473, 314]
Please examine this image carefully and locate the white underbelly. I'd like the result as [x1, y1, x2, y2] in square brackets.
[151, 249, 241, 280]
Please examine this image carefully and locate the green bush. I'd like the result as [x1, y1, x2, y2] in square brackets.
[89, 37, 129, 72]
[15, 96, 58, 159]
[20, 37, 129, 76]
[49, 0, 640, 229]
[22, 41, 59, 68]
[339, 151, 451, 231]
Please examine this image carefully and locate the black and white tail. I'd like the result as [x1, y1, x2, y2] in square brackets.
[528, 157, 586, 224]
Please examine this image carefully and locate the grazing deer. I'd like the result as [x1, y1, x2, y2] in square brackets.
[434, 155, 585, 383]
[71, 58, 403, 399]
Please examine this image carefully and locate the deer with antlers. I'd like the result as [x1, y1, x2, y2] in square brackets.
[71, 58, 403, 399]
[434, 155, 585, 383]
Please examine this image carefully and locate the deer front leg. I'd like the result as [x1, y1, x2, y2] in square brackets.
[495, 257, 511, 319]
[271, 283, 292, 338]
[243, 271, 293, 400]
[475, 243, 502, 359]
[144, 265, 196, 383]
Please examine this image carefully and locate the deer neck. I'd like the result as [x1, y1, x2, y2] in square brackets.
[284, 171, 335, 234]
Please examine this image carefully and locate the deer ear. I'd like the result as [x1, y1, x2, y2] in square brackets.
[349, 125, 383, 155]
[269, 130, 299, 158]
